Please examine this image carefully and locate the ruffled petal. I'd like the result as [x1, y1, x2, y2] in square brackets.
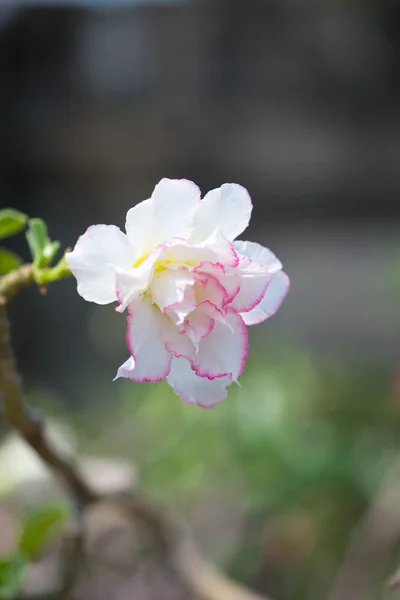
[191, 183, 252, 242]
[229, 274, 271, 313]
[233, 240, 282, 273]
[162, 321, 196, 360]
[184, 309, 214, 345]
[192, 309, 248, 381]
[164, 231, 238, 269]
[125, 296, 172, 382]
[166, 290, 197, 328]
[194, 262, 240, 306]
[194, 273, 227, 310]
[229, 240, 284, 313]
[150, 269, 197, 313]
[167, 357, 232, 407]
[66, 225, 136, 305]
[241, 271, 290, 325]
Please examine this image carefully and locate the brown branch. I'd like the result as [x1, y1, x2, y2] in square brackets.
[327, 458, 400, 600]
[107, 493, 272, 600]
[176, 539, 271, 600]
[59, 520, 85, 600]
[0, 303, 97, 507]
[0, 263, 95, 506]
[0, 259, 71, 305]
[0, 264, 34, 305]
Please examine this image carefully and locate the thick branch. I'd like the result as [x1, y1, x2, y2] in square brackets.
[0, 264, 35, 304]
[112, 493, 272, 600]
[0, 304, 97, 507]
[0, 260, 71, 305]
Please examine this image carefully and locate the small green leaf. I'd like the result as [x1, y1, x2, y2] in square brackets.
[19, 501, 69, 560]
[0, 249, 23, 275]
[25, 218, 50, 268]
[26, 219, 61, 269]
[43, 240, 61, 263]
[0, 210, 28, 241]
[0, 554, 26, 600]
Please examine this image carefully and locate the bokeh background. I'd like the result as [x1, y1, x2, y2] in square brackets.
[1, 1, 400, 599]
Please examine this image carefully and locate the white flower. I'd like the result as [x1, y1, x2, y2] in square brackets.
[66, 179, 289, 407]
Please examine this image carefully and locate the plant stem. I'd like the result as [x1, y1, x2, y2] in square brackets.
[0, 260, 71, 304]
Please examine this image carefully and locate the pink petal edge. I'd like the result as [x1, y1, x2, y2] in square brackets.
[242, 271, 290, 325]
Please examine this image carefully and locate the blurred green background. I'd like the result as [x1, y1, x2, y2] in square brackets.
[1, 1, 400, 598]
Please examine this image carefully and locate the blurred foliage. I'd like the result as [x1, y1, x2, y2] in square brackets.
[0, 555, 26, 600]
[0, 211, 27, 242]
[18, 501, 69, 560]
[0, 250, 22, 276]
[0, 501, 69, 600]
[25, 335, 399, 600]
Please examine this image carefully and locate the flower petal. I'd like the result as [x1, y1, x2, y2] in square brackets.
[113, 356, 135, 380]
[164, 231, 238, 269]
[192, 309, 248, 381]
[233, 240, 282, 273]
[241, 271, 290, 325]
[184, 309, 214, 345]
[229, 273, 271, 313]
[125, 198, 156, 257]
[191, 183, 252, 242]
[66, 225, 136, 304]
[125, 179, 200, 256]
[151, 269, 197, 313]
[162, 321, 196, 360]
[166, 290, 197, 328]
[167, 357, 232, 407]
[195, 262, 240, 305]
[194, 273, 227, 310]
[229, 240, 284, 313]
[152, 178, 200, 240]
[115, 246, 163, 313]
[125, 296, 172, 382]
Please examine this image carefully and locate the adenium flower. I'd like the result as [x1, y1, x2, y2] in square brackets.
[66, 178, 289, 407]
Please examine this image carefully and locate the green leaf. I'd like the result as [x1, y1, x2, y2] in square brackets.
[0, 210, 28, 241]
[25, 218, 50, 268]
[19, 502, 69, 560]
[0, 249, 23, 275]
[26, 219, 61, 268]
[0, 554, 26, 600]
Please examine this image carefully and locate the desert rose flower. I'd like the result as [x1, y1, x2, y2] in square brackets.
[66, 179, 289, 407]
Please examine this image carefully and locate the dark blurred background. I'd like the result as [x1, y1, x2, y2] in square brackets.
[1, 1, 400, 599]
